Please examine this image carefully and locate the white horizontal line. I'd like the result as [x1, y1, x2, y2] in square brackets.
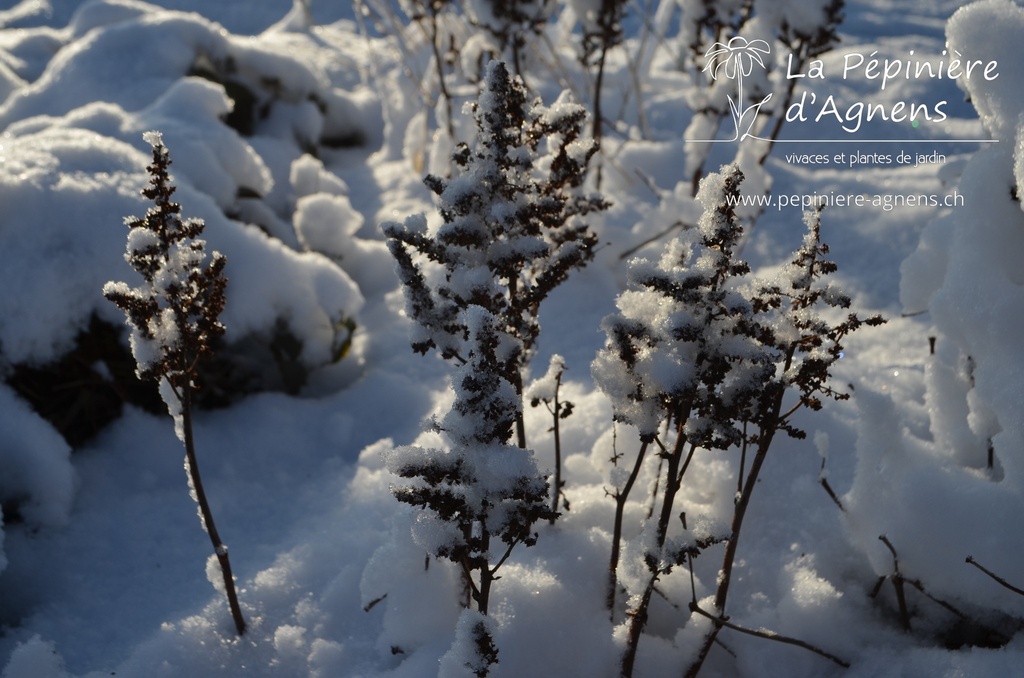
[686, 138, 997, 144]
[766, 138, 998, 144]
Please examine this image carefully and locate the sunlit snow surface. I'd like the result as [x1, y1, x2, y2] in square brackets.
[2, 0, 1023, 676]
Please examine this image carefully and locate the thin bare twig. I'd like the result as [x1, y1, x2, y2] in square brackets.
[905, 578, 966, 619]
[879, 535, 912, 631]
[819, 477, 845, 512]
[819, 457, 845, 512]
[619, 220, 689, 260]
[608, 440, 649, 612]
[363, 593, 388, 612]
[966, 555, 1024, 597]
[688, 603, 850, 668]
[490, 537, 523, 576]
[182, 386, 246, 635]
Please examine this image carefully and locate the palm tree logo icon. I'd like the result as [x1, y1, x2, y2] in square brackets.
[701, 37, 773, 141]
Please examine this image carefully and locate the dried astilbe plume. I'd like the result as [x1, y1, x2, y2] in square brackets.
[104, 131, 244, 636]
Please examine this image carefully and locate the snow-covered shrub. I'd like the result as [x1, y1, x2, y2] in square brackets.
[385, 307, 556, 666]
[594, 165, 761, 627]
[681, 195, 881, 678]
[104, 131, 246, 636]
[464, 0, 554, 80]
[843, 0, 1024, 638]
[384, 59, 605, 444]
[377, 59, 605, 671]
[594, 164, 882, 676]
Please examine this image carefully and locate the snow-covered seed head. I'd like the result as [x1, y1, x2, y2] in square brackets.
[104, 132, 227, 402]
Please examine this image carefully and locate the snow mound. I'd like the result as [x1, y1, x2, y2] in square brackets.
[849, 0, 1024, 622]
[0, 383, 74, 580]
[0, 126, 362, 370]
[1, 635, 71, 678]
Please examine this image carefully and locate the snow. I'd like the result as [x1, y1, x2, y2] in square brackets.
[843, 0, 1024, 631]
[1, 0, 1023, 677]
[1, 635, 69, 678]
[437, 610, 497, 678]
[0, 384, 74, 529]
[525, 354, 566, 405]
[945, 0, 1022, 142]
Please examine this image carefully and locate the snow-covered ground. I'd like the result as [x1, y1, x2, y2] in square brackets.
[2, 0, 1023, 676]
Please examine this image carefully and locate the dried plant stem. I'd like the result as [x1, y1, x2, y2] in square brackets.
[618, 220, 689, 260]
[878, 535, 912, 631]
[547, 373, 565, 522]
[592, 28, 608, 149]
[512, 365, 528, 451]
[180, 384, 246, 636]
[871, 537, 973, 633]
[607, 440, 649, 612]
[105, 133, 242, 638]
[658, 439, 698, 545]
[425, 5, 454, 139]
[820, 477, 845, 511]
[530, 356, 573, 525]
[685, 445, 769, 677]
[904, 577, 967, 619]
[688, 603, 849, 668]
[966, 555, 1024, 597]
[819, 458, 845, 512]
[620, 567, 660, 678]
[477, 529, 494, 615]
[685, 377, 789, 678]
[621, 431, 696, 677]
